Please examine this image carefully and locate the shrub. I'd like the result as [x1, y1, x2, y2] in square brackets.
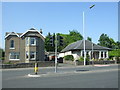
[64, 55, 74, 61]
[1, 57, 5, 60]
[78, 55, 90, 61]
[86, 55, 90, 61]
[79, 56, 84, 61]
[99, 58, 104, 61]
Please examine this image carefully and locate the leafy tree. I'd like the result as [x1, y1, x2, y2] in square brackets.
[98, 33, 118, 49]
[45, 32, 55, 52]
[0, 48, 5, 60]
[69, 30, 83, 43]
[87, 37, 92, 41]
[116, 41, 120, 49]
[45, 30, 83, 52]
[98, 33, 110, 47]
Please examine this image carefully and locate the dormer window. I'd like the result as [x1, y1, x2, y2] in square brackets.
[30, 37, 36, 45]
[10, 40, 15, 49]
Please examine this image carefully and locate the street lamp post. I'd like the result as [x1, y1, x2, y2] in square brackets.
[83, 11, 86, 66]
[83, 4, 95, 66]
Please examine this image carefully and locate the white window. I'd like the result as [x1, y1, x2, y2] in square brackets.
[9, 52, 20, 60]
[10, 40, 14, 49]
[30, 37, 36, 45]
[30, 51, 36, 60]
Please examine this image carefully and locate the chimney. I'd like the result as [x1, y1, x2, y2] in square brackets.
[40, 29, 43, 34]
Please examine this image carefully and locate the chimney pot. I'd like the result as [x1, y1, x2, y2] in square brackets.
[40, 29, 43, 34]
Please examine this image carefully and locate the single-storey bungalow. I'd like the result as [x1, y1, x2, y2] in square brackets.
[59, 40, 111, 61]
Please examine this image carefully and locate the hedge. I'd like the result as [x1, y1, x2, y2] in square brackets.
[64, 55, 74, 61]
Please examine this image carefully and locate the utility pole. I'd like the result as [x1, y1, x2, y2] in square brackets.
[55, 33, 57, 73]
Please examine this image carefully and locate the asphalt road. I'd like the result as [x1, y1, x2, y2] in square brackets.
[2, 64, 119, 88]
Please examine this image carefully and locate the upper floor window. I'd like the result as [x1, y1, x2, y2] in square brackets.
[30, 37, 36, 45]
[25, 37, 36, 46]
[10, 40, 14, 49]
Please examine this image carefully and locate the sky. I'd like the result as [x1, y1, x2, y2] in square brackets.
[1, 2, 118, 49]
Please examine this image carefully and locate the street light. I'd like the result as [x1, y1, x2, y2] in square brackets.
[83, 4, 95, 66]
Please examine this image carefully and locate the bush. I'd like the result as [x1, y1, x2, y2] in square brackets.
[79, 56, 84, 61]
[1, 57, 5, 60]
[86, 55, 90, 61]
[64, 55, 74, 61]
[78, 55, 90, 61]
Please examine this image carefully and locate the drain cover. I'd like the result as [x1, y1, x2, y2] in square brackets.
[76, 70, 89, 72]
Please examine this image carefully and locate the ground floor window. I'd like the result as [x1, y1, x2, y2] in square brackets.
[30, 51, 36, 60]
[101, 52, 103, 58]
[9, 52, 20, 60]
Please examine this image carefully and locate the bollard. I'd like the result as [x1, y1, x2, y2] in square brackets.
[34, 63, 38, 75]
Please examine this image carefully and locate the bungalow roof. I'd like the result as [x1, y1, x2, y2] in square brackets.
[61, 40, 111, 52]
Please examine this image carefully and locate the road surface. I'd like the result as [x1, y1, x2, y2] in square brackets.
[2, 64, 119, 88]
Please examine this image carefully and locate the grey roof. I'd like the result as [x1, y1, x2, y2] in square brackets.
[61, 40, 111, 52]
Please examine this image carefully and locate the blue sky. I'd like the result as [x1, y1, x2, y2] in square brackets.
[1, 2, 118, 49]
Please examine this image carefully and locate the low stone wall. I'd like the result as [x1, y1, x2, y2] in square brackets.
[2, 61, 55, 69]
[63, 60, 117, 65]
[63, 60, 75, 65]
[76, 60, 116, 65]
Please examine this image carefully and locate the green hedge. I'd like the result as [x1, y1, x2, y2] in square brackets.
[64, 55, 74, 61]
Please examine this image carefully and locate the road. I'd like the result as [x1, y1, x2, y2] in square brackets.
[2, 64, 119, 88]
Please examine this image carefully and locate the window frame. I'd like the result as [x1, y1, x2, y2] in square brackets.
[30, 37, 36, 46]
[10, 40, 15, 49]
[9, 52, 20, 60]
[30, 51, 36, 60]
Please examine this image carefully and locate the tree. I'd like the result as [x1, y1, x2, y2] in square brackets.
[58, 30, 83, 52]
[116, 41, 120, 49]
[69, 30, 83, 43]
[45, 30, 83, 52]
[0, 48, 5, 60]
[87, 37, 92, 41]
[98, 33, 118, 49]
[45, 32, 55, 52]
[98, 33, 110, 47]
